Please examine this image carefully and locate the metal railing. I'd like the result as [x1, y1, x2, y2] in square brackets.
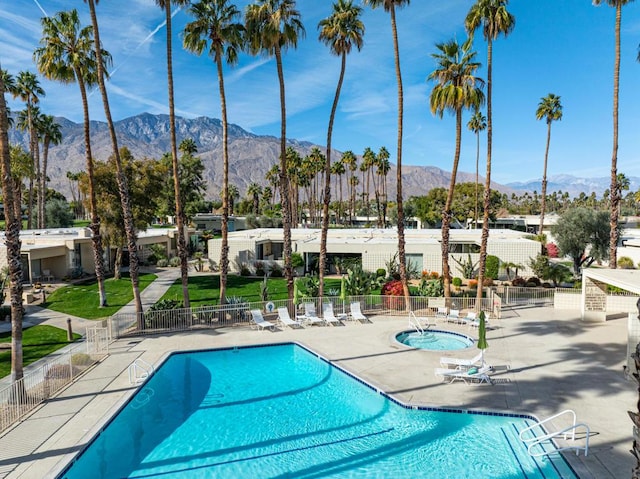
[109, 294, 501, 339]
[0, 337, 108, 434]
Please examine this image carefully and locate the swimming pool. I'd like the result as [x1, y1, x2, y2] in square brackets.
[396, 329, 474, 350]
[58, 343, 577, 478]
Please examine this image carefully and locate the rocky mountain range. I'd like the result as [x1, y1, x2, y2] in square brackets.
[9, 112, 609, 201]
[506, 174, 640, 199]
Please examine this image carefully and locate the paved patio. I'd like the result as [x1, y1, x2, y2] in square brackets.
[0, 305, 635, 479]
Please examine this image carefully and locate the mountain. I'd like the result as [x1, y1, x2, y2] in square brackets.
[506, 174, 640, 198]
[9, 112, 514, 200]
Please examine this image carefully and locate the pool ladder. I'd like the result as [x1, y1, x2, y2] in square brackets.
[408, 311, 426, 334]
[128, 358, 155, 385]
[519, 409, 590, 457]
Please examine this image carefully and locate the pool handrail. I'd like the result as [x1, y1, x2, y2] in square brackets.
[519, 409, 590, 457]
[128, 358, 154, 385]
[408, 311, 424, 334]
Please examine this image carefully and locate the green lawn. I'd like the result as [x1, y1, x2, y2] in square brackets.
[160, 275, 346, 307]
[43, 273, 157, 319]
[0, 325, 81, 378]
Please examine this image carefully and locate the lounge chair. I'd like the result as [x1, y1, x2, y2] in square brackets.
[349, 302, 369, 323]
[303, 303, 325, 326]
[434, 365, 494, 385]
[277, 307, 304, 329]
[446, 309, 461, 323]
[468, 313, 490, 329]
[321, 302, 343, 326]
[459, 311, 477, 325]
[434, 307, 448, 323]
[250, 309, 276, 331]
[439, 351, 484, 369]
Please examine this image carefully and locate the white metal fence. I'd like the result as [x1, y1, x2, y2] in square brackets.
[0, 327, 109, 434]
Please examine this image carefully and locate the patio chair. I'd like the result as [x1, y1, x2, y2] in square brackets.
[446, 309, 461, 323]
[277, 307, 304, 329]
[250, 309, 276, 331]
[434, 307, 448, 323]
[439, 351, 484, 369]
[434, 365, 494, 385]
[349, 302, 369, 323]
[303, 303, 325, 326]
[459, 311, 477, 325]
[42, 269, 54, 282]
[468, 313, 491, 329]
[321, 302, 343, 326]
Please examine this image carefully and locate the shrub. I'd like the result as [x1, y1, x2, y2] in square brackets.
[239, 263, 251, 276]
[430, 271, 440, 279]
[168, 256, 181, 267]
[270, 263, 283, 277]
[157, 258, 168, 267]
[485, 255, 500, 280]
[254, 261, 266, 276]
[71, 353, 94, 366]
[291, 252, 304, 268]
[467, 279, 478, 289]
[382, 279, 405, 310]
[526, 277, 541, 287]
[482, 277, 493, 287]
[546, 243, 559, 258]
[618, 256, 635, 269]
[376, 268, 386, 278]
[452, 277, 462, 288]
[511, 277, 527, 287]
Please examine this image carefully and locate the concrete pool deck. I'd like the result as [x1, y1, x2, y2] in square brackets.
[0, 305, 634, 479]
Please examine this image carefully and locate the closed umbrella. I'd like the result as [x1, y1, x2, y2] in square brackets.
[293, 279, 300, 306]
[340, 275, 347, 301]
[477, 311, 488, 366]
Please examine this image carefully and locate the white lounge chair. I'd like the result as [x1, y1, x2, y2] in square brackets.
[349, 302, 368, 323]
[446, 309, 461, 323]
[435, 365, 494, 385]
[321, 303, 343, 326]
[277, 307, 304, 329]
[460, 311, 477, 324]
[434, 307, 448, 323]
[439, 351, 484, 369]
[250, 309, 276, 331]
[303, 303, 324, 326]
[468, 313, 490, 329]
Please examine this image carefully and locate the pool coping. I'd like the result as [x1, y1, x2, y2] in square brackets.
[392, 328, 475, 351]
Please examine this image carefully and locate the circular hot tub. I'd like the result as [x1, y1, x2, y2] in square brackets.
[395, 329, 473, 351]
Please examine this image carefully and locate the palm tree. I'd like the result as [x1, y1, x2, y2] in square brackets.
[330, 159, 345, 222]
[247, 182, 262, 214]
[428, 36, 484, 298]
[535, 93, 562, 236]
[593, 0, 634, 269]
[377, 146, 391, 226]
[465, 0, 515, 308]
[37, 114, 62, 229]
[155, 0, 191, 307]
[245, 0, 304, 298]
[183, 0, 245, 305]
[227, 184, 239, 215]
[35, 8, 110, 307]
[10, 145, 33, 222]
[12, 71, 45, 230]
[341, 150, 357, 223]
[467, 109, 486, 230]
[0, 68, 26, 385]
[317, 0, 364, 294]
[83, 0, 143, 321]
[363, 0, 410, 308]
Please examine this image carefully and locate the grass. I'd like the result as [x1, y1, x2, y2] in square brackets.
[160, 275, 346, 307]
[43, 273, 157, 319]
[0, 325, 81, 378]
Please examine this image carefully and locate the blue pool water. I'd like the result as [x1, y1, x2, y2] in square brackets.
[59, 344, 577, 479]
[396, 329, 474, 350]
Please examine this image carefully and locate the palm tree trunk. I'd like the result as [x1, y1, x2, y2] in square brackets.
[475, 131, 479, 229]
[217, 57, 230, 305]
[476, 38, 494, 311]
[442, 109, 463, 298]
[27, 114, 35, 230]
[165, 1, 190, 307]
[0, 71, 25, 386]
[76, 70, 108, 307]
[609, 3, 621, 269]
[388, 6, 410, 310]
[41, 139, 49, 229]
[86, 0, 143, 325]
[319, 52, 347, 298]
[539, 121, 551, 235]
[274, 46, 293, 298]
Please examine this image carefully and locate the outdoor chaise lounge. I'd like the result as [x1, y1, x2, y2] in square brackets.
[446, 309, 461, 323]
[439, 351, 484, 369]
[321, 303, 343, 326]
[250, 309, 276, 331]
[277, 307, 304, 329]
[468, 313, 490, 329]
[460, 311, 477, 324]
[303, 303, 325, 326]
[349, 302, 369, 323]
[435, 365, 494, 385]
[434, 307, 448, 322]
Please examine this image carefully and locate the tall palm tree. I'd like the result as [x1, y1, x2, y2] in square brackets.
[360, 146, 375, 223]
[13, 71, 45, 230]
[37, 114, 62, 229]
[9, 145, 33, 222]
[155, 0, 191, 307]
[535, 93, 562, 236]
[465, 0, 515, 308]
[35, 8, 110, 307]
[363, 0, 410, 308]
[245, 0, 304, 298]
[83, 0, 143, 321]
[247, 182, 262, 214]
[1, 68, 26, 386]
[593, 0, 634, 269]
[341, 149, 357, 223]
[467, 109, 486, 229]
[428, 36, 484, 298]
[377, 146, 391, 226]
[330, 159, 345, 222]
[317, 0, 364, 294]
[183, 0, 244, 305]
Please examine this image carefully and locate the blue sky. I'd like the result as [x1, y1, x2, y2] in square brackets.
[1, 0, 639, 185]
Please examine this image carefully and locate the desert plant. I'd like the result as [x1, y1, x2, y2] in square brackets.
[157, 258, 169, 268]
[71, 353, 93, 366]
[345, 264, 381, 296]
[259, 276, 269, 302]
[529, 254, 550, 279]
[254, 261, 266, 276]
[291, 252, 304, 269]
[376, 268, 386, 278]
[618, 256, 635, 269]
[452, 254, 478, 279]
[239, 263, 251, 276]
[452, 277, 462, 289]
[301, 274, 320, 298]
[270, 263, 283, 277]
[169, 256, 181, 267]
[193, 252, 205, 272]
[418, 277, 444, 297]
[485, 255, 500, 280]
